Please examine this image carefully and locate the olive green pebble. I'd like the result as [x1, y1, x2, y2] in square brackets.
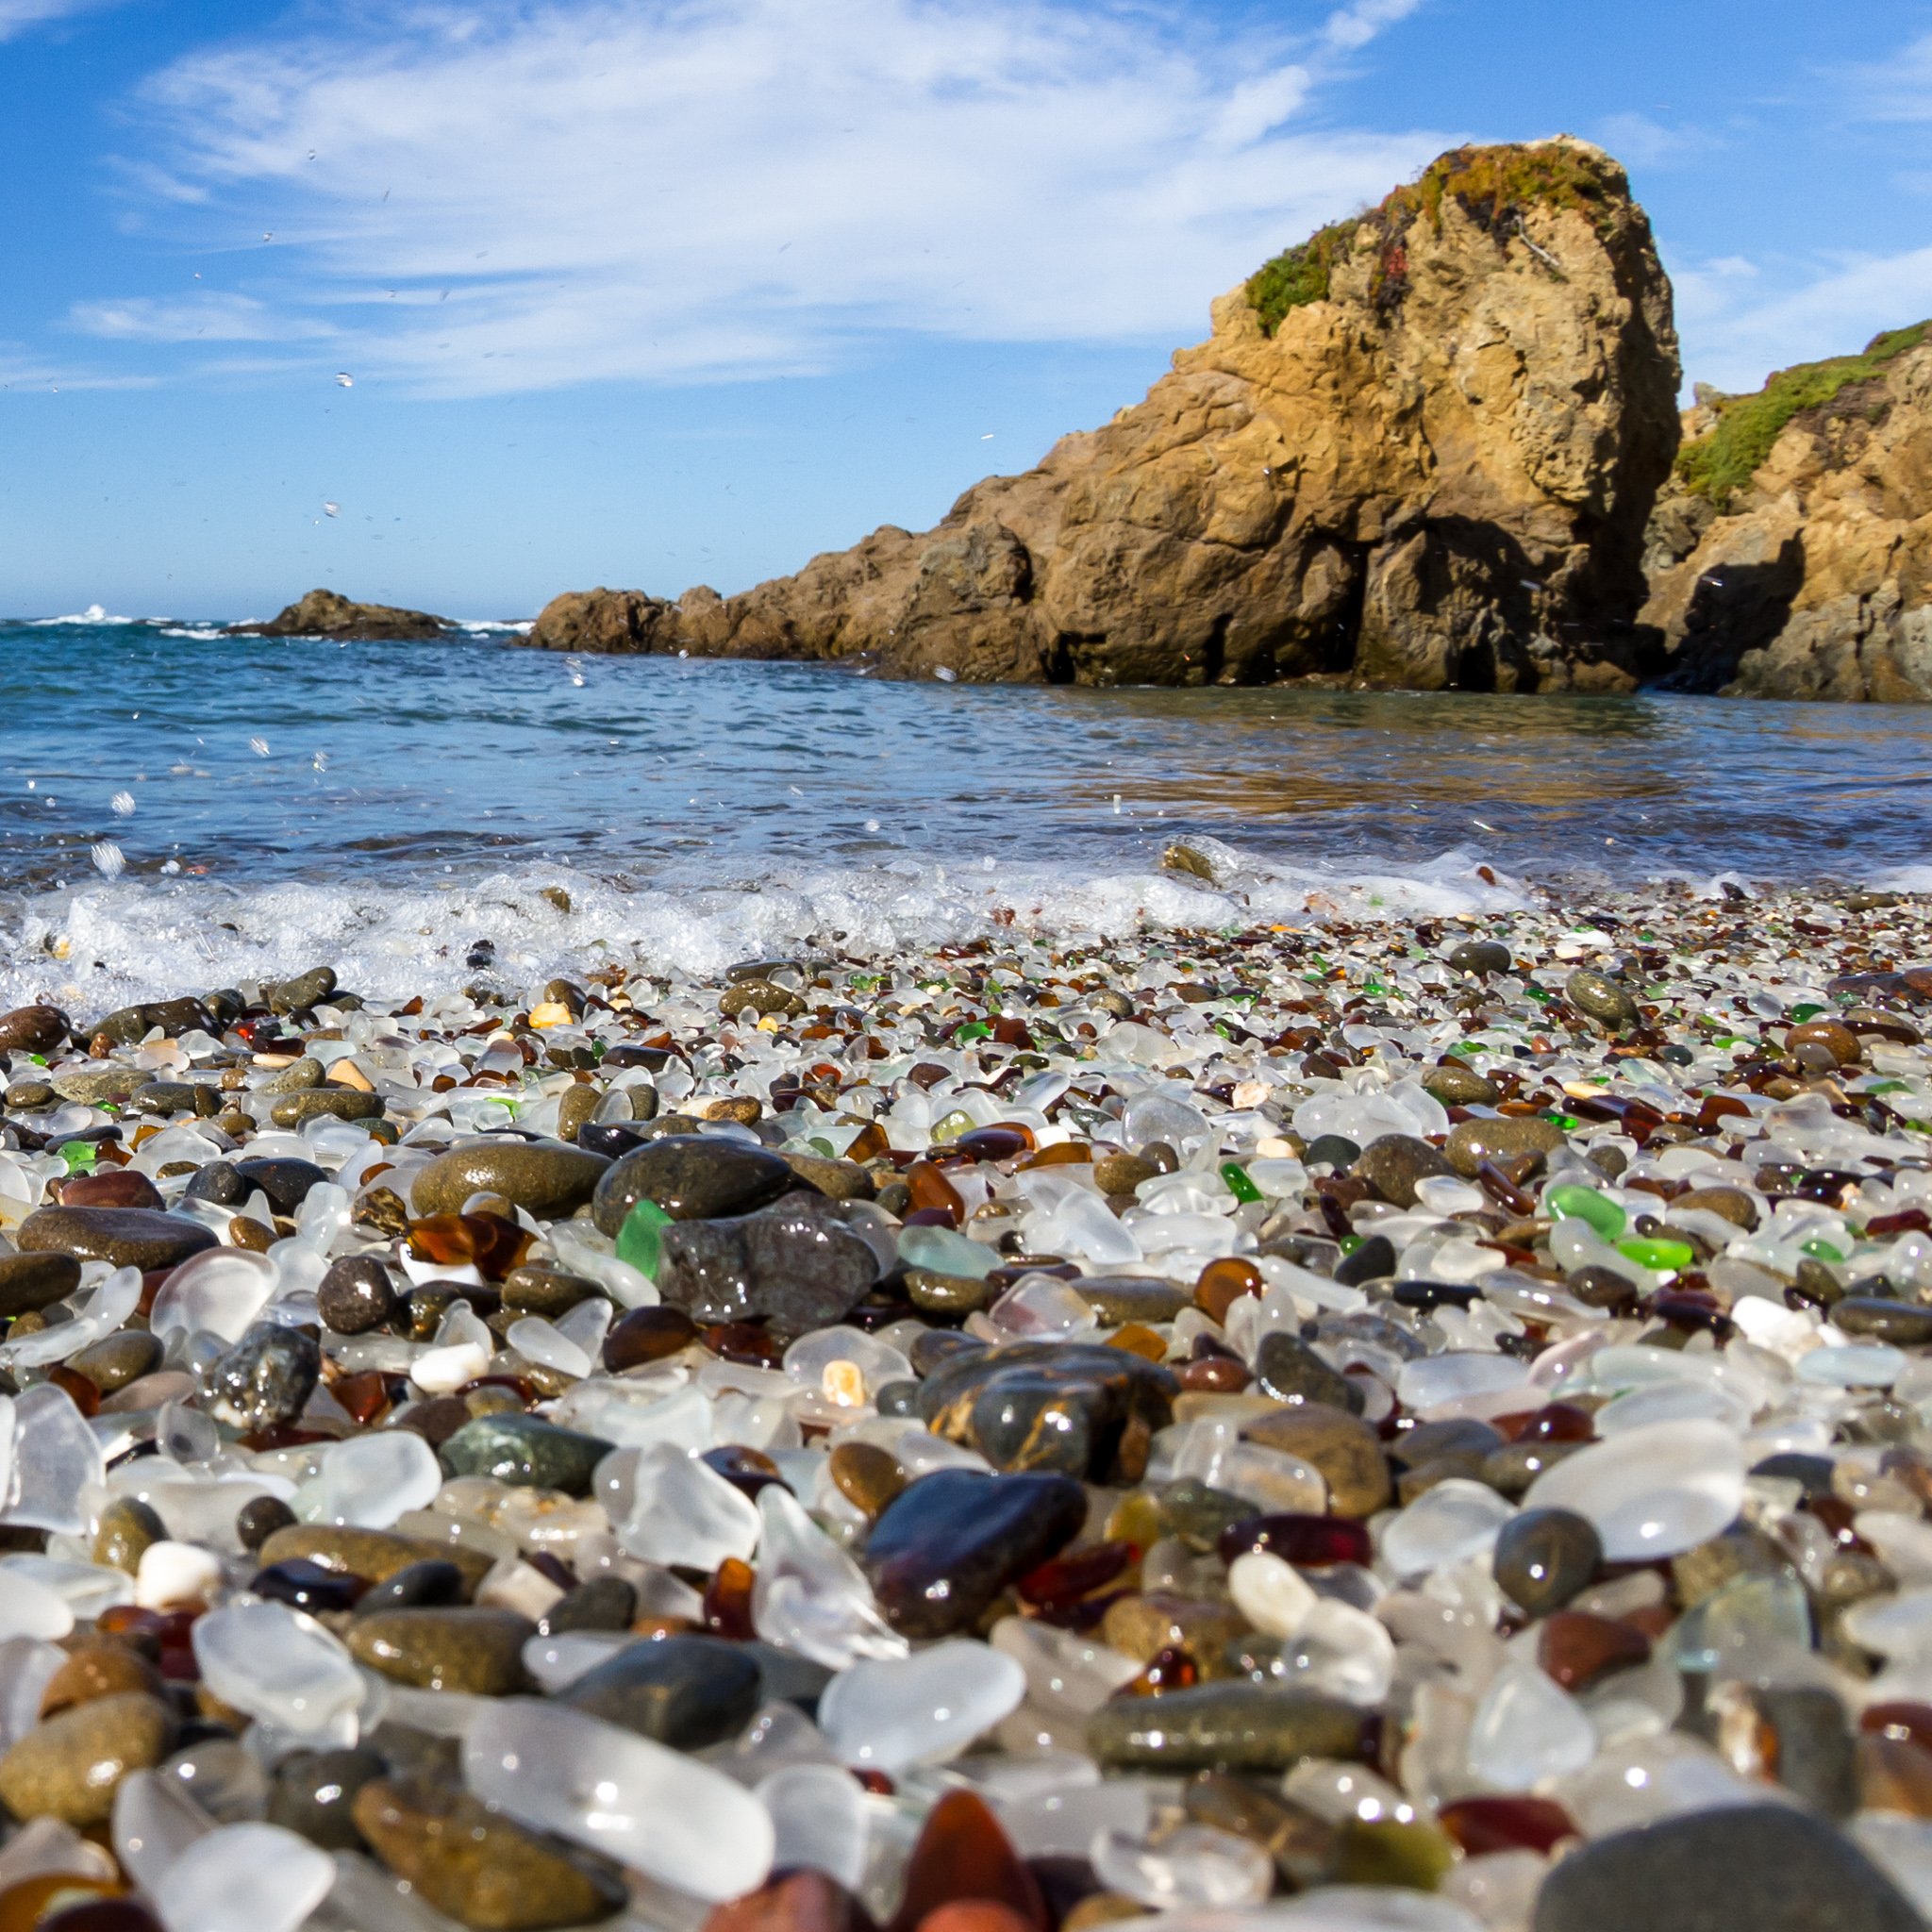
[271, 1088, 384, 1126]
[1443, 1114, 1567, 1177]
[94, 1497, 168, 1574]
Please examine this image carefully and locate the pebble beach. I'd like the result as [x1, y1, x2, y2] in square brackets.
[0, 884, 1928, 1930]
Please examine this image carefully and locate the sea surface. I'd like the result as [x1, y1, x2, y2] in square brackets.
[3, 610, 1931, 1002]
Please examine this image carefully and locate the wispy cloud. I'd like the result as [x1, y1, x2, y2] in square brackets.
[107, 0, 1445, 397]
[1674, 243, 1932, 392]
[69, 292, 336, 342]
[0, 341, 158, 391]
[1845, 29, 1932, 122]
[0, 0, 111, 41]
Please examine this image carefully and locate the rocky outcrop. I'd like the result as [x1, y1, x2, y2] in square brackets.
[528, 140, 1680, 691]
[1644, 325, 1932, 700]
[229, 590, 451, 641]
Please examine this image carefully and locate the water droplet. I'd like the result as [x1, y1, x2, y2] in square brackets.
[91, 841, 126, 879]
[109, 791, 135, 817]
[249, 737, 271, 758]
[334, 372, 354, 388]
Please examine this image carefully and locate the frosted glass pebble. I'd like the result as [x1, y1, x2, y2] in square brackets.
[1092, 1823, 1272, 1909]
[1380, 1479, 1515, 1578]
[1228, 1550, 1317, 1640]
[988, 1275, 1101, 1340]
[0, 1556, 132, 1622]
[113, 1769, 212, 1892]
[409, 1339, 491, 1394]
[818, 1640, 1024, 1771]
[1395, 1354, 1530, 1412]
[152, 1822, 333, 1932]
[466, 1696, 774, 1901]
[505, 1316, 593, 1379]
[1466, 1666, 1596, 1790]
[1842, 1586, 1932, 1660]
[990, 1617, 1142, 1714]
[148, 1249, 276, 1345]
[303, 1429, 444, 1529]
[1852, 1815, 1932, 1919]
[192, 1601, 363, 1744]
[751, 1484, 906, 1670]
[0, 1815, 117, 1890]
[0, 1568, 75, 1641]
[1522, 1419, 1746, 1560]
[523, 1631, 637, 1693]
[4, 1385, 103, 1536]
[1280, 1598, 1398, 1707]
[619, 1442, 760, 1571]
[0, 1638, 66, 1746]
[135, 1541, 222, 1611]
[756, 1763, 869, 1888]
[1798, 1343, 1905, 1387]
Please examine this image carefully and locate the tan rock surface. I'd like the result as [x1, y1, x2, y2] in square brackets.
[1644, 325, 1932, 699]
[528, 140, 1679, 691]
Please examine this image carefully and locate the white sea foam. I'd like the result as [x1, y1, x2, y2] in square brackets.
[26, 606, 146, 626]
[0, 842, 1529, 1008]
[455, 619, 535, 634]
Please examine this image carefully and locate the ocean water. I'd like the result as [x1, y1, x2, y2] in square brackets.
[3, 611, 1931, 1002]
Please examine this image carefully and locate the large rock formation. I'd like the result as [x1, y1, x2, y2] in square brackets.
[528, 140, 1680, 691]
[229, 589, 451, 641]
[1644, 324, 1932, 700]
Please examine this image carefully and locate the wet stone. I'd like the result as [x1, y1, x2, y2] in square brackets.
[345, 1607, 535, 1694]
[501, 1263, 603, 1317]
[602, 1304, 697, 1370]
[0, 1251, 82, 1319]
[1834, 1298, 1932, 1346]
[410, 1139, 610, 1220]
[1565, 967, 1644, 1031]
[591, 1135, 800, 1233]
[1087, 1684, 1368, 1773]
[357, 1559, 467, 1613]
[1242, 1402, 1391, 1517]
[60, 1169, 162, 1209]
[917, 1341, 1176, 1480]
[258, 1524, 493, 1592]
[439, 1414, 613, 1495]
[1444, 1115, 1567, 1177]
[562, 1635, 763, 1749]
[40, 1644, 167, 1717]
[905, 1267, 992, 1315]
[1074, 1276, 1191, 1324]
[233, 1157, 329, 1213]
[268, 1745, 385, 1850]
[0, 1691, 175, 1826]
[1092, 1153, 1160, 1196]
[93, 1498, 167, 1574]
[864, 1469, 1088, 1637]
[1448, 941, 1512, 976]
[777, 1152, 874, 1200]
[1332, 1234, 1396, 1287]
[1252, 1332, 1362, 1414]
[353, 1774, 625, 1930]
[16, 1206, 215, 1273]
[656, 1200, 878, 1340]
[0, 1004, 70, 1055]
[1531, 1803, 1921, 1932]
[1351, 1134, 1454, 1208]
[271, 1089, 384, 1127]
[1423, 1061, 1501, 1106]
[204, 1323, 323, 1430]
[828, 1441, 906, 1518]
[317, 1255, 400, 1335]
[1493, 1507, 1602, 1618]
[236, 1495, 296, 1552]
[539, 1576, 638, 1637]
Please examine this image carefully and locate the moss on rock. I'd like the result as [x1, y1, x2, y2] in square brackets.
[1246, 142, 1625, 336]
[1675, 322, 1930, 511]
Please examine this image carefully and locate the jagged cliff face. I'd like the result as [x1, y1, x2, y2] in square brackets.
[530, 141, 1681, 691]
[1644, 326, 1932, 701]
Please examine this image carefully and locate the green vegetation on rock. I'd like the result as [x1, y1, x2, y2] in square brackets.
[1246, 142, 1624, 335]
[1676, 322, 1930, 510]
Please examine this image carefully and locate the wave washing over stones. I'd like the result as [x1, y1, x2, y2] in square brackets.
[0, 895, 1931, 1930]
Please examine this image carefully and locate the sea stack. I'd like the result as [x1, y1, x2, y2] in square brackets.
[527, 139, 1681, 691]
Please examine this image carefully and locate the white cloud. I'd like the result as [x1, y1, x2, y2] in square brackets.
[115, 0, 1446, 396]
[0, 341, 158, 391]
[1847, 30, 1932, 122]
[1592, 111, 1718, 170]
[1322, 0, 1426, 54]
[0, 0, 109, 40]
[69, 292, 336, 342]
[1674, 244, 1932, 393]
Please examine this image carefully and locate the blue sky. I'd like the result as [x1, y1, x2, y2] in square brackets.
[4, 0, 1930, 618]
